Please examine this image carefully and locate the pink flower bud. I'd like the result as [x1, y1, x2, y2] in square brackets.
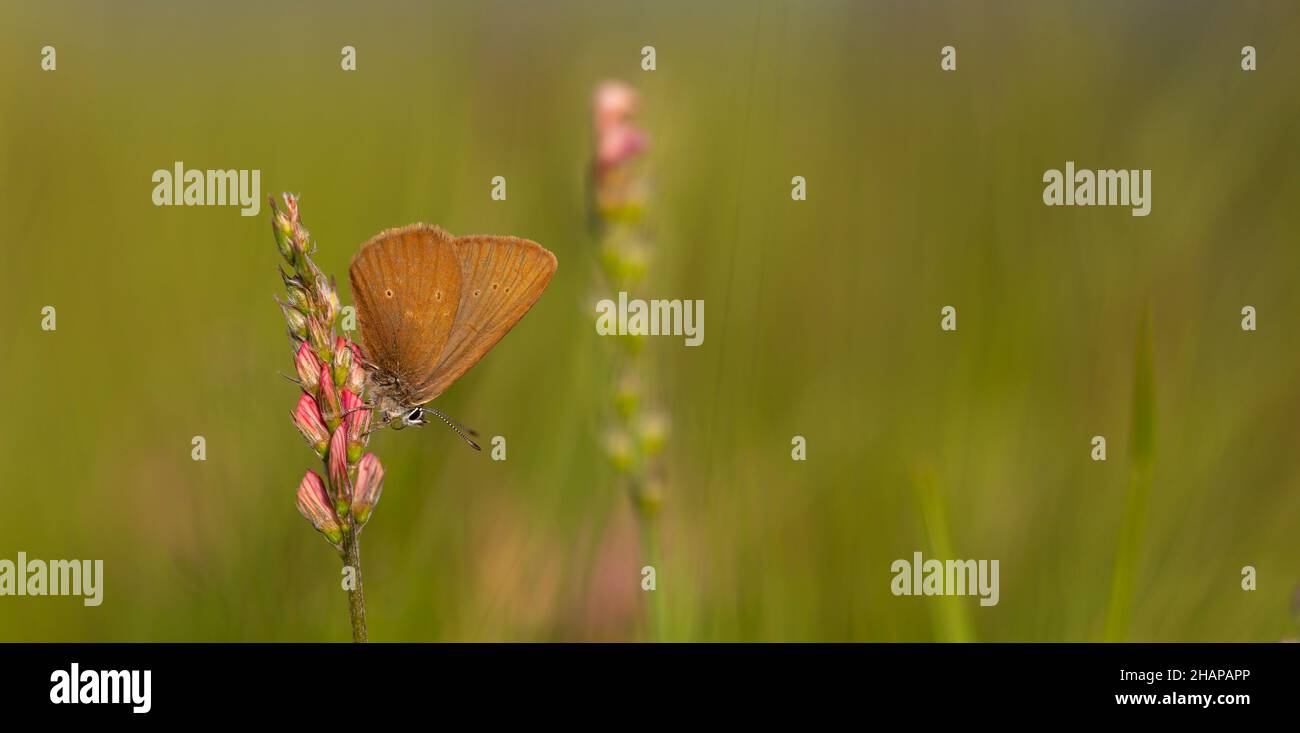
[336, 338, 367, 394]
[294, 343, 322, 393]
[281, 192, 299, 220]
[292, 393, 329, 456]
[351, 453, 385, 529]
[335, 337, 362, 361]
[276, 193, 310, 258]
[327, 426, 352, 507]
[342, 390, 369, 462]
[296, 470, 342, 547]
[317, 366, 343, 431]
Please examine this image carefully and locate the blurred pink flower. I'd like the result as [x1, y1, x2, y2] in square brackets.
[596, 124, 648, 172]
[591, 80, 648, 216]
[574, 513, 643, 641]
[593, 80, 639, 136]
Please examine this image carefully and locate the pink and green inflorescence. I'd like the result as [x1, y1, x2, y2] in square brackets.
[271, 193, 384, 550]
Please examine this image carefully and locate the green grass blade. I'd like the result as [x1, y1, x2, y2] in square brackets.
[1104, 310, 1156, 642]
[911, 465, 977, 643]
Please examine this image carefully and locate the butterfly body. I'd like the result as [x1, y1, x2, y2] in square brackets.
[348, 224, 558, 435]
[363, 363, 423, 429]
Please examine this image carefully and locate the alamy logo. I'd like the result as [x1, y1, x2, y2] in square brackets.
[50, 663, 151, 713]
[891, 551, 999, 607]
[1042, 161, 1151, 216]
[0, 552, 102, 606]
[151, 161, 261, 216]
[595, 291, 704, 346]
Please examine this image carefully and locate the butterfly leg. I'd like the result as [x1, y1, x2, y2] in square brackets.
[340, 403, 377, 419]
[361, 421, 390, 438]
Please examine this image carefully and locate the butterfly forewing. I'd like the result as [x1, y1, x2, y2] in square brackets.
[407, 235, 558, 403]
[348, 225, 463, 401]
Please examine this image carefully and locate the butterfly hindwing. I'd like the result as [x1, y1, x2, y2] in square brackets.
[407, 234, 558, 403]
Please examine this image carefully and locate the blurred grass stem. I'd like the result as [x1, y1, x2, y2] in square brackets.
[1104, 312, 1156, 642]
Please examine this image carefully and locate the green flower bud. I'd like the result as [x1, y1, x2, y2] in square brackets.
[604, 431, 635, 473]
[273, 216, 295, 263]
[280, 300, 308, 341]
[308, 316, 333, 360]
[333, 342, 353, 389]
[613, 371, 642, 419]
[635, 478, 663, 518]
[315, 274, 339, 327]
[637, 411, 669, 456]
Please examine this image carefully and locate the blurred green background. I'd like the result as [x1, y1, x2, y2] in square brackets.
[1, 0, 1298, 641]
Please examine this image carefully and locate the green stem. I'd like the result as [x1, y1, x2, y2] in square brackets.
[635, 503, 664, 643]
[1104, 465, 1151, 641]
[1104, 311, 1155, 643]
[911, 466, 975, 643]
[342, 531, 368, 643]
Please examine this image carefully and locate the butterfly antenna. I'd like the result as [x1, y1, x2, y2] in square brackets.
[422, 406, 480, 437]
[420, 408, 481, 451]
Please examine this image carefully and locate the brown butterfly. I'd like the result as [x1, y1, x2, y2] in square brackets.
[348, 224, 557, 449]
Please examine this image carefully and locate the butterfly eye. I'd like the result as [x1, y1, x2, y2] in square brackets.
[407, 409, 423, 422]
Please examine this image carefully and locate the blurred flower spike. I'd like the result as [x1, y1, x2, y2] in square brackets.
[591, 80, 648, 222]
[588, 81, 670, 639]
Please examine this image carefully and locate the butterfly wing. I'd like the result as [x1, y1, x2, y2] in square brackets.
[348, 225, 463, 401]
[407, 235, 558, 403]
